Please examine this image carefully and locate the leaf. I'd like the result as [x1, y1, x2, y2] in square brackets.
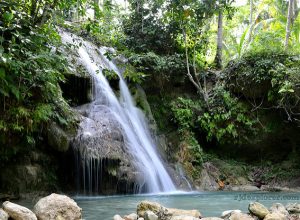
[3, 11, 14, 22]
[0, 88, 9, 97]
[0, 68, 5, 79]
[10, 86, 20, 100]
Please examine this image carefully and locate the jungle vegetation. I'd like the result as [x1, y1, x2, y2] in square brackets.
[0, 0, 300, 177]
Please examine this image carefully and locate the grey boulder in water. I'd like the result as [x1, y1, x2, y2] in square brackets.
[33, 193, 82, 220]
[137, 200, 201, 219]
[0, 209, 8, 220]
[2, 201, 37, 220]
[248, 202, 269, 219]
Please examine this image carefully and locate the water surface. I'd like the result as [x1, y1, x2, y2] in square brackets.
[73, 191, 300, 219]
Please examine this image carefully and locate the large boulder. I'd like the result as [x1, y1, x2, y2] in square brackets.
[269, 203, 289, 217]
[144, 211, 158, 220]
[33, 193, 81, 220]
[114, 215, 124, 220]
[72, 108, 141, 194]
[163, 208, 201, 218]
[229, 212, 255, 220]
[2, 201, 37, 220]
[221, 210, 242, 219]
[169, 216, 199, 220]
[0, 209, 9, 220]
[196, 162, 220, 190]
[124, 213, 138, 220]
[286, 203, 300, 214]
[137, 201, 161, 217]
[264, 213, 286, 220]
[201, 218, 223, 220]
[137, 201, 201, 219]
[290, 214, 300, 219]
[248, 202, 269, 219]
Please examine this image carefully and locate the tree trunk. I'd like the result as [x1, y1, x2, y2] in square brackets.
[285, 0, 294, 50]
[292, 0, 299, 24]
[248, 0, 254, 43]
[214, 11, 223, 69]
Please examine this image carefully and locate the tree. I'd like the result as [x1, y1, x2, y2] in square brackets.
[285, 0, 294, 50]
[214, 11, 223, 69]
[248, 0, 254, 43]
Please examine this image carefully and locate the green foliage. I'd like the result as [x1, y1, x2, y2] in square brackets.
[103, 66, 147, 84]
[103, 69, 119, 81]
[124, 0, 175, 54]
[80, 2, 125, 48]
[128, 52, 186, 80]
[171, 86, 259, 145]
[171, 97, 201, 131]
[123, 66, 147, 84]
[198, 87, 259, 144]
[225, 49, 300, 123]
[0, 1, 75, 156]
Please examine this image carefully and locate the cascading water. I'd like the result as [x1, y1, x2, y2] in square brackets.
[60, 31, 176, 194]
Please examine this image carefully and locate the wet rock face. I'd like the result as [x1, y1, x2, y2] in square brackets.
[72, 105, 141, 194]
[0, 150, 58, 194]
[60, 73, 93, 107]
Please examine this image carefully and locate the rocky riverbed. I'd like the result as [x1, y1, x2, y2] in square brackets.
[1, 193, 300, 220]
[0, 193, 81, 220]
[115, 200, 300, 220]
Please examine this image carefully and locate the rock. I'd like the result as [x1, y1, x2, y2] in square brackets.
[48, 122, 72, 152]
[137, 201, 201, 219]
[33, 193, 81, 220]
[197, 162, 220, 190]
[60, 73, 92, 106]
[263, 213, 286, 220]
[124, 213, 138, 220]
[248, 202, 269, 218]
[0, 209, 9, 220]
[164, 208, 201, 218]
[137, 201, 162, 217]
[144, 211, 158, 220]
[0, 194, 20, 201]
[201, 218, 223, 220]
[114, 215, 124, 220]
[286, 203, 300, 214]
[229, 212, 255, 220]
[138, 218, 144, 220]
[0, 164, 45, 193]
[290, 214, 300, 219]
[170, 216, 198, 220]
[221, 210, 242, 218]
[72, 111, 140, 194]
[269, 203, 289, 217]
[231, 185, 260, 191]
[2, 201, 37, 220]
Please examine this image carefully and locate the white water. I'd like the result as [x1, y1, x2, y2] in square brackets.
[60, 31, 176, 193]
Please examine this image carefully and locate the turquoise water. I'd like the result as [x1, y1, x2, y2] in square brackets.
[73, 191, 300, 219]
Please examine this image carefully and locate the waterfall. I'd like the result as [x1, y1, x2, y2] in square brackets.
[60, 31, 176, 194]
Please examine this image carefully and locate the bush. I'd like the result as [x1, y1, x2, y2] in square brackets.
[0, 1, 74, 158]
[224, 49, 300, 123]
[171, 85, 260, 145]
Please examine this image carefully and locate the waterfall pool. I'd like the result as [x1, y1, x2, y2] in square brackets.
[69, 191, 300, 219]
